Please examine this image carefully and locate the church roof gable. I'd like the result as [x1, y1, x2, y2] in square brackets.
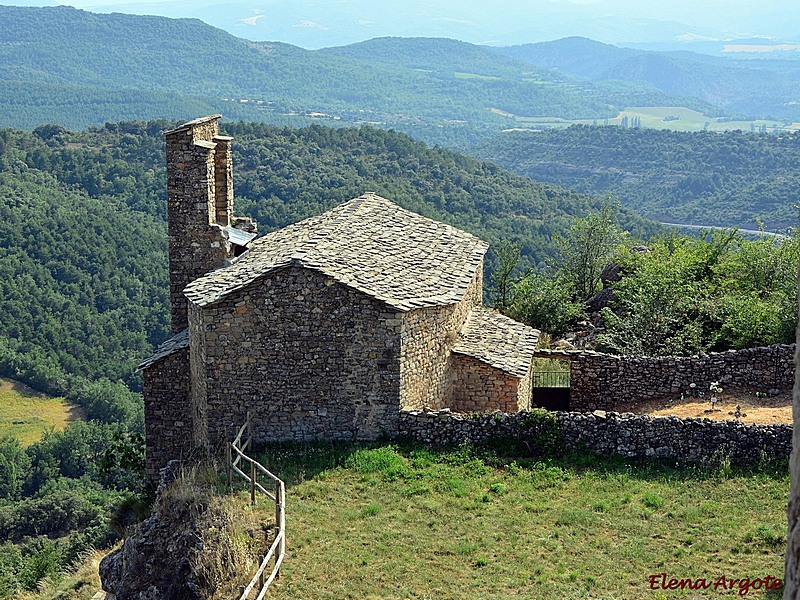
[184, 193, 489, 311]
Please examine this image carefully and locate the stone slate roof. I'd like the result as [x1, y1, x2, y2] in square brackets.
[137, 329, 189, 371]
[453, 307, 540, 377]
[184, 193, 489, 311]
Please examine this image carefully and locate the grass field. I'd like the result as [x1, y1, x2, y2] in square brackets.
[246, 442, 788, 599]
[495, 105, 800, 134]
[0, 377, 83, 445]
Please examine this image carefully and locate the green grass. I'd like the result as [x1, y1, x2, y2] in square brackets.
[0, 378, 83, 445]
[251, 442, 788, 599]
[494, 105, 800, 133]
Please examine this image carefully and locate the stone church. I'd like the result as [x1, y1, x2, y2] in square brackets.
[140, 115, 540, 480]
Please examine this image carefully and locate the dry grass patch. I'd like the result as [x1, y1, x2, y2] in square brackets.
[18, 548, 107, 600]
[0, 378, 83, 445]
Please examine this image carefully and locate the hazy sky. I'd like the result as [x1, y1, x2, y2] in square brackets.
[5, 0, 799, 48]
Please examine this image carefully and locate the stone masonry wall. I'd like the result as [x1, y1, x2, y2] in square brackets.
[212, 135, 233, 226]
[188, 303, 209, 449]
[399, 265, 483, 411]
[193, 266, 402, 447]
[165, 116, 234, 333]
[142, 348, 191, 481]
[400, 409, 791, 466]
[448, 354, 525, 413]
[534, 344, 795, 410]
[518, 363, 533, 412]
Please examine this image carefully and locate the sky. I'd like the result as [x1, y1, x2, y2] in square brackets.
[5, 0, 799, 49]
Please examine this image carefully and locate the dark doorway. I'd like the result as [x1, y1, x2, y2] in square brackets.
[531, 371, 571, 411]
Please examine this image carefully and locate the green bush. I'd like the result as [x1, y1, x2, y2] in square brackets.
[345, 446, 408, 480]
[519, 409, 562, 456]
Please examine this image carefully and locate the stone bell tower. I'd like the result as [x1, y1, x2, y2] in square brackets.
[164, 115, 256, 332]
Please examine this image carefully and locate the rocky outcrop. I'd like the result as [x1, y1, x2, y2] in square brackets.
[100, 462, 261, 600]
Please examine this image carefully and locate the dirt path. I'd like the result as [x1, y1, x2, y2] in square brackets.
[612, 388, 791, 424]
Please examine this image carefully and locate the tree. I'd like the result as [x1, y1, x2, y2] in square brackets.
[556, 202, 626, 301]
[508, 273, 583, 337]
[488, 240, 522, 311]
[0, 436, 30, 500]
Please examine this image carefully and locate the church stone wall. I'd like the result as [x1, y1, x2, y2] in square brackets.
[142, 349, 191, 481]
[447, 354, 529, 413]
[192, 267, 402, 447]
[399, 265, 483, 411]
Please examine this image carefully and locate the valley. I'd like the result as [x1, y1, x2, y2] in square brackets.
[0, 4, 797, 597]
[494, 105, 800, 133]
[0, 378, 81, 446]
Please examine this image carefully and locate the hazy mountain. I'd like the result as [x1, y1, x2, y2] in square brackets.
[14, 0, 800, 52]
[0, 6, 706, 132]
[494, 38, 800, 120]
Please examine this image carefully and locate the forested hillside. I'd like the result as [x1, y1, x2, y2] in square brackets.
[473, 125, 800, 230]
[495, 37, 800, 121]
[0, 119, 657, 401]
[0, 5, 748, 136]
[0, 6, 629, 131]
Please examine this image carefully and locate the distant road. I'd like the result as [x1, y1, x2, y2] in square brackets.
[660, 222, 789, 239]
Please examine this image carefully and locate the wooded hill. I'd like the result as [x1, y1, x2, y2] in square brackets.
[0, 6, 727, 133]
[0, 119, 658, 401]
[473, 125, 800, 230]
[494, 37, 800, 122]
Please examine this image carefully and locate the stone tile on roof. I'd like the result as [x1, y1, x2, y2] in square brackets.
[184, 193, 490, 311]
[137, 329, 189, 371]
[453, 307, 540, 377]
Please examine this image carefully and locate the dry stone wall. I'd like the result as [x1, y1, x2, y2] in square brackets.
[536, 345, 795, 410]
[400, 408, 791, 465]
[192, 266, 403, 447]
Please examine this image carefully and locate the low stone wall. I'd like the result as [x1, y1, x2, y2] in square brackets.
[399, 408, 791, 465]
[533, 344, 795, 410]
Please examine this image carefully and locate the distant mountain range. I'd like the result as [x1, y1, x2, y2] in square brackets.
[22, 0, 799, 53]
[495, 38, 800, 121]
[0, 6, 797, 134]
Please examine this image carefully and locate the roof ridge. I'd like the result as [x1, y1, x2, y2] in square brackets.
[184, 192, 489, 311]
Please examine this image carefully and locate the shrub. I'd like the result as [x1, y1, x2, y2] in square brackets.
[345, 446, 408, 480]
[519, 409, 562, 455]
